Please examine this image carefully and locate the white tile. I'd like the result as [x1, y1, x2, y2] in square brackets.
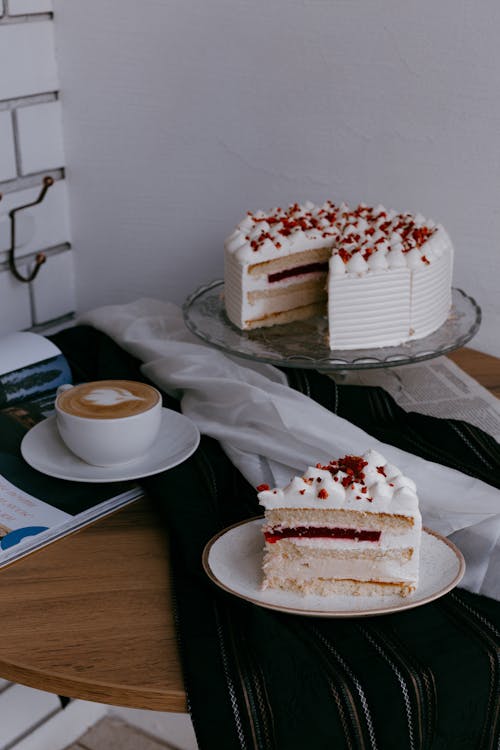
[0, 110, 17, 181]
[0, 682, 60, 748]
[0, 179, 71, 258]
[11, 699, 107, 750]
[30, 249, 76, 323]
[111, 708, 198, 750]
[8, 0, 53, 13]
[0, 22, 58, 100]
[79, 717, 173, 750]
[17, 100, 65, 175]
[0, 268, 32, 336]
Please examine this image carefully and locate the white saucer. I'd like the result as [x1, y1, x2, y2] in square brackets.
[21, 408, 200, 483]
[203, 518, 465, 618]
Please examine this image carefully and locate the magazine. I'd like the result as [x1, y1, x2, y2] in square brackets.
[0, 332, 142, 569]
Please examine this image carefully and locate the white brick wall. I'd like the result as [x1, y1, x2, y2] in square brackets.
[30, 249, 76, 323]
[17, 100, 65, 174]
[0, 7, 74, 331]
[0, 22, 58, 100]
[0, 268, 32, 335]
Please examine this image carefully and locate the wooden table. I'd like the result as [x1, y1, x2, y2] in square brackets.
[0, 347, 498, 713]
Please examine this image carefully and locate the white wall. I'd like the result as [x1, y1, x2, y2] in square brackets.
[54, 0, 500, 356]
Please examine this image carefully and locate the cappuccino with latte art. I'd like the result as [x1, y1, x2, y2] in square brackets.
[55, 379, 163, 466]
[57, 380, 159, 419]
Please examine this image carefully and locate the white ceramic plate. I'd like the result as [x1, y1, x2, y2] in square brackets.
[203, 517, 465, 617]
[21, 408, 200, 483]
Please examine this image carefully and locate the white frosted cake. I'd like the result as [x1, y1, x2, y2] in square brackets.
[257, 450, 422, 597]
[224, 201, 454, 349]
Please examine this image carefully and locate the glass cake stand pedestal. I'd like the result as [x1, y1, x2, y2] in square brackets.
[182, 280, 481, 372]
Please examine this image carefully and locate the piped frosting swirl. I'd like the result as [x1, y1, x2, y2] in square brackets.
[225, 200, 447, 273]
[257, 450, 419, 516]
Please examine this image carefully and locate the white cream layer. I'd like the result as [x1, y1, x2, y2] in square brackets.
[274, 527, 420, 550]
[411, 248, 453, 339]
[263, 554, 419, 584]
[327, 268, 411, 349]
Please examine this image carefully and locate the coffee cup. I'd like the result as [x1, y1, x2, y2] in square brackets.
[55, 379, 162, 466]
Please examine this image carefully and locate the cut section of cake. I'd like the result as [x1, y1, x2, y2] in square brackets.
[224, 200, 454, 349]
[257, 450, 422, 597]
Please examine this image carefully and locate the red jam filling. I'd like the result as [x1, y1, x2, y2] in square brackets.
[268, 262, 329, 283]
[264, 526, 381, 544]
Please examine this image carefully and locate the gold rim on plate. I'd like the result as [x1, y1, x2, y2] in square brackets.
[202, 517, 466, 618]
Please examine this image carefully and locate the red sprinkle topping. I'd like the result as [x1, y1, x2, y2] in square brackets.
[320, 455, 368, 482]
[241, 201, 438, 263]
[307, 455, 377, 495]
[318, 489, 329, 499]
[376, 466, 386, 476]
[256, 484, 270, 492]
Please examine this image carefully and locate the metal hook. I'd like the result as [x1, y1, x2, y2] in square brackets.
[7, 176, 54, 283]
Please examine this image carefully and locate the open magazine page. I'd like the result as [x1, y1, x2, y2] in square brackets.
[0, 331, 72, 420]
[0, 332, 141, 568]
[334, 356, 500, 442]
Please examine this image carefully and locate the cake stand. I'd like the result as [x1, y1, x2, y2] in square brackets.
[182, 280, 481, 371]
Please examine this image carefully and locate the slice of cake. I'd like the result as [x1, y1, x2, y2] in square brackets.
[224, 200, 454, 349]
[257, 450, 422, 597]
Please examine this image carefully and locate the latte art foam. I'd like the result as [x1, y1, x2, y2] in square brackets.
[57, 380, 159, 419]
[83, 387, 143, 407]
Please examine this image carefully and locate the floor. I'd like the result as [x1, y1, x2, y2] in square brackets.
[64, 716, 184, 750]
